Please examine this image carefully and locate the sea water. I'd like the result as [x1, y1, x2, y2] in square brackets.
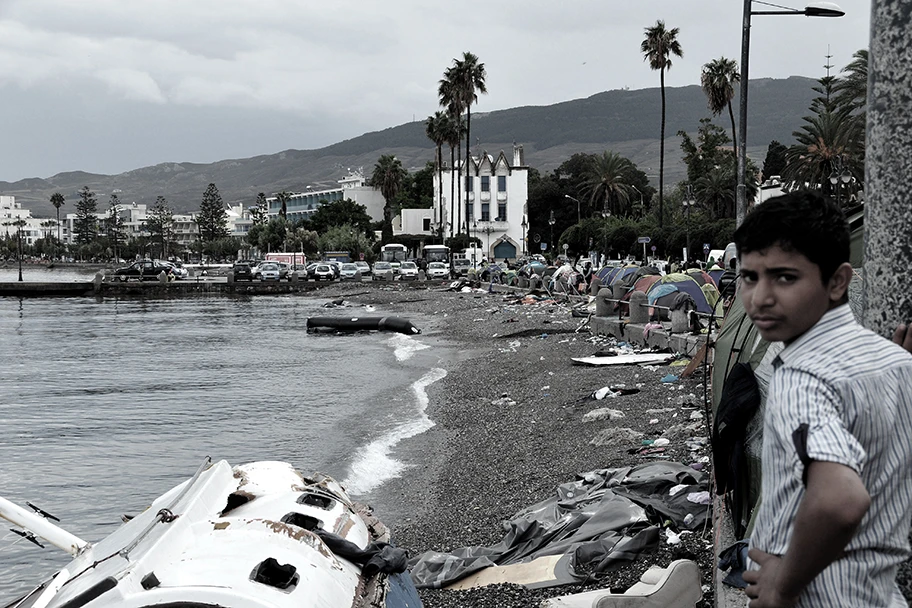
[0, 292, 450, 601]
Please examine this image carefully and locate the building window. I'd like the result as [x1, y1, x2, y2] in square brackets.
[481, 176, 490, 192]
[498, 202, 507, 221]
[467, 203, 473, 222]
[423, 218, 431, 232]
[497, 175, 506, 191]
[481, 203, 490, 221]
[466, 175, 473, 191]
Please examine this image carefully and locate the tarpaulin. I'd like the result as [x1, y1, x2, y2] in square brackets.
[408, 462, 709, 589]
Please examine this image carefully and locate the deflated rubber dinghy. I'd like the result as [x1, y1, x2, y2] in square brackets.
[306, 316, 421, 335]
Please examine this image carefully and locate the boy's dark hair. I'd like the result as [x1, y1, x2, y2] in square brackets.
[734, 190, 849, 283]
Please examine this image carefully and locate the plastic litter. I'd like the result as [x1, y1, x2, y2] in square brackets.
[661, 374, 679, 383]
[686, 491, 712, 505]
[582, 408, 625, 422]
[653, 438, 670, 447]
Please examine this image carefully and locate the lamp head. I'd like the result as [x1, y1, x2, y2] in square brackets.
[829, 172, 839, 185]
[804, 1, 844, 16]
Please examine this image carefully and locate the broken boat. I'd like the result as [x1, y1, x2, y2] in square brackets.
[0, 458, 422, 608]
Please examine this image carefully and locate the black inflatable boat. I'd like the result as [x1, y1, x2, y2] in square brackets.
[305, 316, 421, 335]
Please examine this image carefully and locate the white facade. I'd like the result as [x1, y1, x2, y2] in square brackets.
[0, 195, 54, 246]
[265, 170, 386, 223]
[431, 144, 529, 261]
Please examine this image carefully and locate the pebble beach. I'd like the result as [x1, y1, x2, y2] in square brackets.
[315, 280, 717, 608]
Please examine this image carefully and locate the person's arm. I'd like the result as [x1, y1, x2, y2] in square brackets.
[744, 460, 870, 607]
[893, 323, 912, 353]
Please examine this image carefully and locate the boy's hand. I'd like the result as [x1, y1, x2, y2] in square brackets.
[744, 549, 798, 608]
[893, 324, 912, 354]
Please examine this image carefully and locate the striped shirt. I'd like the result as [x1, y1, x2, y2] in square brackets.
[749, 304, 912, 607]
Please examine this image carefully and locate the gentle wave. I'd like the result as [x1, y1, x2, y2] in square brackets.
[342, 367, 446, 494]
[389, 332, 431, 362]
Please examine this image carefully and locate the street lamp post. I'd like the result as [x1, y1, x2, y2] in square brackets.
[521, 215, 528, 258]
[548, 211, 556, 259]
[829, 156, 853, 206]
[630, 185, 644, 215]
[472, 220, 478, 269]
[684, 185, 695, 263]
[736, 0, 845, 226]
[564, 195, 581, 225]
[16, 223, 23, 282]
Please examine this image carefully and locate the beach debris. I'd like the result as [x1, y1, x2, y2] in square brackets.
[660, 374, 679, 383]
[571, 353, 675, 367]
[686, 491, 711, 505]
[665, 529, 692, 545]
[582, 408, 625, 422]
[491, 395, 516, 407]
[653, 438, 670, 447]
[590, 427, 643, 445]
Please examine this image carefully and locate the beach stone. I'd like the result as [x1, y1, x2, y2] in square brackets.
[589, 427, 643, 446]
[582, 408, 625, 422]
[589, 275, 602, 296]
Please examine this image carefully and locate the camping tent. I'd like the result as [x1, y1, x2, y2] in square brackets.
[645, 273, 718, 318]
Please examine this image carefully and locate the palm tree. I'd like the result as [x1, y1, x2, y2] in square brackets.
[781, 108, 862, 196]
[834, 49, 868, 114]
[452, 51, 487, 190]
[701, 57, 740, 156]
[50, 192, 65, 245]
[425, 111, 448, 241]
[695, 168, 736, 218]
[581, 152, 637, 218]
[641, 20, 683, 227]
[275, 191, 291, 220]
[438, 71, 464, 239]
[370, 155, 407, 243]
[442, 114, 464, 241]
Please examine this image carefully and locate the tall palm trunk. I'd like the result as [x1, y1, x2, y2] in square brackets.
[56, 208, 61, 243]
[659, 67, 666, 227]
[436, 144, 444, 242]
[727, 100, 738, 159]
[464, 106, 471, 238]
[449, 145, 456, 240]
[457, 139, 462, 239]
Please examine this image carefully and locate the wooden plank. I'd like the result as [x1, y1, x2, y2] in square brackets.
[680, 342, 707, 378]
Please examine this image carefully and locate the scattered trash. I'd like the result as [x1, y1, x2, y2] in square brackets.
[689, 463, 705, 471]
[683, 513, 695, 526]
[689, 411, 703, 420]
[686, 491, 712, 505]
[541, 385, 550, 391]
[661, 374, 679, 383]
[653, 438, 670, 447]
[670, 358, 691, 367]
[491, 395, 517, 407]
[669, 484, 689, 497]
[582, 408, 625, 422]
[593, 387, 614, 400]
[649, 418, 659, 425]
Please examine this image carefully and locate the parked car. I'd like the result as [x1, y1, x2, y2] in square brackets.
[254, 263, 281, 281]
[256, 261, 289, 281]
[373, 261, 394, 281]
[305, 262, 319, 280]
[312, 264, 335, 281]
[327, 261, 342, 279]
[398, 261, 419, 280]
[113, 259, 174, 281]
[426, 262, 450, 280]
[452, 258, 471, 276]
[231, 262, 254, 281]
[340, 263, 359, 280]
[354, 261, 371, 277]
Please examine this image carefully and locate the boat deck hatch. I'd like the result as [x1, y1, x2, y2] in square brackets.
[251, 558, 299, 591]
[280, 512, 322, 531]
[296, 493, 335, 510]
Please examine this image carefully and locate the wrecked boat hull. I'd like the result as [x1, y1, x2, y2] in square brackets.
[1, 459, 422, 608]
[306, 316, 421, 335]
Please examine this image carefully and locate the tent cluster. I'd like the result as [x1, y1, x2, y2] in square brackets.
[595, 264, 724, 321]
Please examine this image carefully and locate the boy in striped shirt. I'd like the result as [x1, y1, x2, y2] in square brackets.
[737, 191, 912, 607]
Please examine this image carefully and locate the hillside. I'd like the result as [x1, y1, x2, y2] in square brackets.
[2, 76, 816, 218]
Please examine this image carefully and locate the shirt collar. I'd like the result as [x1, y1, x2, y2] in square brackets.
[773, 303, 855, 369]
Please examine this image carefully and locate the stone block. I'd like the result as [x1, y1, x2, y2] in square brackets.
[629, 291, 649, 324]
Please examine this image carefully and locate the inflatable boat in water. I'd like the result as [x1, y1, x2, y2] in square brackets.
[0, 458, 422, 608]
[306, 316, 421, 335]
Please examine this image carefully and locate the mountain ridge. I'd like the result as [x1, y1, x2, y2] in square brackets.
[2, 76, 816, 218]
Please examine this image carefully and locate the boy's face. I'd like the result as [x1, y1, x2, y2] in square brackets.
[739, 244, 844, 344]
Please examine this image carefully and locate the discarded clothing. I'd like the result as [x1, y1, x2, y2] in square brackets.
[408, 462, 708, 589]
[313, 528, 408, 576]
[718, 540, 750, 588]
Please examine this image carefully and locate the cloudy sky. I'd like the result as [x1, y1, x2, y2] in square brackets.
[0, 0, 870, 182]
